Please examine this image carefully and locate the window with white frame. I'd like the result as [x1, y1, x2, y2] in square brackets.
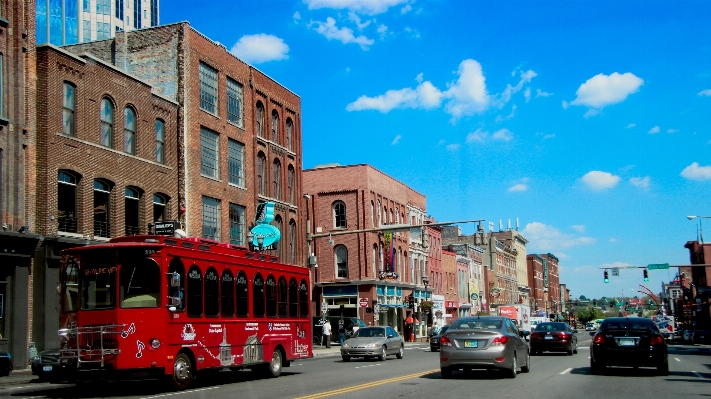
[200, 127, 219, 179]
[58, 170, 79, 233]
[271, 110, 279, 143]
[287, 166, 294, 204]
[289, 220, 296, 264]
[227, 78, 243, 126]
[229, 203, 245, 245]
[370, 201, 375, 227]
[96, 0, 110, 15]
[125, 187, 140, 235]
[93, 179, 112, 238]
[257, 153, 266, 195]
[202, 196, 220, 240]
[333, 201, 346, 228]
[335, 245, 348, 278]
[100, 98, 113, 148]
[228, 139, 244, 187]
[199, 62, 218, 114]
[286, 118, 293, 150]
[63, 83, 76, 136]
[155, 119, 165, 164]
[153, 194, 166, 222]
[255, 102, 264, 138]
[123, 107, 136, 154]
[273, 160, 281, 200]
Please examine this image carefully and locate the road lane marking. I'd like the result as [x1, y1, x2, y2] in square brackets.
[692, 371, 703, 378]
[354, 364, 382, 369]
[140, 386, 219, 399]
[674, 358, 680, 362]
[559, 368, 572, 375]
[294, 369, 439, 399]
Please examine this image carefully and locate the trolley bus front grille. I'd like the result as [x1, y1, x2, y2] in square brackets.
[60, 324, 125, 367]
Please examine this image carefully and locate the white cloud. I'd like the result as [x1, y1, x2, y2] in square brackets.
[443, 59, 491, 118]
[311, 17, 374, 49]
[391, 135, 402, 145]
[348, 11, 371, 30]
[524, 87, 531, 102]
[583, 109, 601, 118]
[698, 89, 711, 96]
[230, 34, 289, 64]
[626, 123, 636, 129]
[492, 128, 513, 141]
[647, 126, 660, 134]
[536, 89, 552, 98]
[609, 238, 618, 243]
[681, 162, 711, 180]
[345, 75, 443, 112]
[667, 128, 678, 133]
[629, 176, 650, 191]
[466, 129, 489, 143]
[446, 143, 460, 151]
[404, 26, 420, 38]
[293, 11, 301, 20]
[304, 0, 408, 15]
[543, 134, 555, 140]
[498, 70, 536, 105]
[508, 183, 528, 192]
[522, 222, 596, 252]
[401, 3, 412, 13]
[378, 24, 389, 39]
[438, 139, 446, 145]
[581, 171, 620, 191]
[568, 72, 644, 110]
[571, 225, 586, 233]
[415, 73, 423, 83]
[495, 105, 516, 123]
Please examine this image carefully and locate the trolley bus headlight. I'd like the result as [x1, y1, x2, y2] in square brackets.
[150, 338, 161, 349]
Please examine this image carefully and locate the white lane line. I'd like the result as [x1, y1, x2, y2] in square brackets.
[560, 368, 572, 375]
[4, 386, 36, 390]
[141, 386, 218, 399]
[674, 358, 680, 362]
[692, 371, 703, 378]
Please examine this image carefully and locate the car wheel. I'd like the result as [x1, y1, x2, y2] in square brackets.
[262, 349, 283, 378]
[590, 358, 603, 375]
[521, 351, 531, 373]
[657, 358, 669, 376]
[431, 347, 438, 352]
[171, 353, 193, 390]
[342, 356, 351, 362]
[441, 366, 452, 379]
[378, 346, 387, 361]
[573, 342, 578, 354]
[505, 353, 517, 378]
[396, 346, 404, 359]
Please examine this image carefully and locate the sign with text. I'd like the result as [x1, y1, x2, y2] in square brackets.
[154, 220, 179, 236]
[647, 263, 670, 270]
[359, 298, 368, 308]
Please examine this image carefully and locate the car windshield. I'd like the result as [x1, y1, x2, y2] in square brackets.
[356, 327, 385, 338]
[536, 323, 568, 331]
[450, 319, 502, 330]
[602, 321, 657, 331]
[439, 326, 449, 335]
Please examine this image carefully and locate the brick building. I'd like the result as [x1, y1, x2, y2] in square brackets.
[491, 228, 529, 306]
[540, 253, 560, 319]
[442, 250, 458, 322]
[426, 224, 443, 326]
[527, 254, 546, 314]
[302, 164, 428, 335]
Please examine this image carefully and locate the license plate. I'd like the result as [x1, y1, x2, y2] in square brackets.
[43, 365, 53, 372]
[464, 340, 478, 348]
[619, 339, 635, 346]
[544, 336, 553, 340]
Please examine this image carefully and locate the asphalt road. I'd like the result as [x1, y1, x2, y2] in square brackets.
[1, 334, 709, 399]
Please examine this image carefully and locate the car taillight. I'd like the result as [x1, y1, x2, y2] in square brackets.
[440, 336, 452, 347]
[593, 334, 604, 344]
[650, 335, 664, 346]
[492, 336, 509, 346]
[559, 332, 569, 340]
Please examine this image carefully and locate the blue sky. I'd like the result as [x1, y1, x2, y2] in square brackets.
[161, 0, 711, 299]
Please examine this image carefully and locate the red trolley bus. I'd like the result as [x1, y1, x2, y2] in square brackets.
[57, 234, 312, 389]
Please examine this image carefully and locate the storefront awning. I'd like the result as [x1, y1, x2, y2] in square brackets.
[0, 231, 40, 266]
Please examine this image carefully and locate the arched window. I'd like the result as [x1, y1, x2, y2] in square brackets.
[253, 273, 264, 317]
[288, 166, 294, 204]
[289, 219, 296, 265]
[58, 170, 79, 233]
[124, 107, 136, 154]
[372, 244, 378, 276]
[168, 259, 185, 312]
[271, 110, 279, 143]
[299, 279, 309, 318]
[93, 179, 112, 237]
[257, 153, 266, 195]
[335, 245, 348, 278]
[124, 187, 141, 235]
[156, 119, 165, 164]
[221, 270, 234, 317]
[204, 267, 219, 317]
[275, 216, 283, 259]
[236, 271, 248, 317]
[187, 265, 203, 317]
[278, 276, 287, 317]
[286, 118, 293, 150]
[265, 274, 277, 317]
[63, 82, 76, 136]
[256, 102, 264, 138]
[370, 201, 375, 227]
[377, 200, 381, 226]
[273, 160, 281, 200]
[289, 278, 298, 317]
[100, 98, 113, 148]
[333, 201, 346, 228]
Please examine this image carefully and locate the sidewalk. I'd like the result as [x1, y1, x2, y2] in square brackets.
[0, 368, 40, 387]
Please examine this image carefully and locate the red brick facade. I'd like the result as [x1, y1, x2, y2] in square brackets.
[527, 254, 545, 312]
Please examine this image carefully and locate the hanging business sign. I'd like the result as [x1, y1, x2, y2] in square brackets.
[249, 224, 280, 249]
[471, 293, 479, 300]
[384, 232, 392, 272]
[489, 287, 501, 298]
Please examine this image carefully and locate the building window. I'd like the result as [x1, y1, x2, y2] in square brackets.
[123, 107, 136, 154]
[204, 267, 219, 317]
[228, 139, 244, 186]
[199, 62, 218, 114]
[63, 83, 76, 136]
[287, 166, 294, 204]
[299, 279, 308, 318]
[273, 160, 281, 200]
[202, 196, 220, 240]
[65, 0, 79, 44]
[289, 278, 298, 317]
[371, 201, 374, 227]
[335, 245, 348, 278]
[124, 187, 140, 235]
[257, 153, 266, 195]
[255, 102, 264, 138]
[266, 275, 277, 317]
[221, 270, 234, 317]
[155, 119, 165, 164]
[97, 0, 110, 15]
[150, 0, 158, 26]
[286, 118, 293, 150]
[0, 55, 3, 117]
[93, 179, 112, 237]
[58, 171, 79, 233]
[100, 98, 113, 148]
[227, 78, 243, 126]
[200, 127, 219, 179]
[153, 194, 166, 222]
[253, 273, 265, 317]
[271, 110, 279, 143]
[236, 271, 249, 317]
[115, 0, 124, 19]
[82, 20, 91, 42]
[187, 265, 202, 317]
[84, 0, 91, 12]
[278, 276, 287, 318]
[229, 203, 245, 246]
[333, 201, 346, 228]
[97, 22, 110, 40]
[289, 219, 296, 265]
[133, 0, 141, 29]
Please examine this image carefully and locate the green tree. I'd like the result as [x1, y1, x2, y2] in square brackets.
[579, 295, 588, 300]
[575, 307, 604, 325]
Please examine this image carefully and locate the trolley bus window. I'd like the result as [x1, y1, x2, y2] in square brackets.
[266, 274, 277, 317]
[289, 278, 298, 317]
[168, 259, 185, 311]
[236, 271, 248, 317]
[278, 276, 287, 317]
[187, 265, 203, 317]
[82, 264, 117, 310]
[221, 270, 234, 317]
[62, 257, 80, 312]
[253, 273, 265, 317]
[205, 267, 219, 317]
[299, 279, 308, 318]
[120, 256, 160, 308]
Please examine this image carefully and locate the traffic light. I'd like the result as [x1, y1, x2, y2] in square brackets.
[609, 302, 614, 308]
[603, 270, 609, 283]
[408, 294, 415, 308]
[643, 269, 649, 281]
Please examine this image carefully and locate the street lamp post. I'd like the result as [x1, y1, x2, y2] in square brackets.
[687, 215, 711, 244]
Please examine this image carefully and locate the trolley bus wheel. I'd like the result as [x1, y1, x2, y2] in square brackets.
[171, 353, 194, 390]
[262, 349, 283, 378]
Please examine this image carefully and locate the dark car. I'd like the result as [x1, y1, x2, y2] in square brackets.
[31, 348, 65, 381]
[429, 325, 449, 351]
[530, 322, 578, 355]
[0, 351, 12, 377]
[590, 317, 668, 375]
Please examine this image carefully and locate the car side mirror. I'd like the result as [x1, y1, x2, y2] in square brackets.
[387, 334, 394, 338]
[522, 331, 531, 337]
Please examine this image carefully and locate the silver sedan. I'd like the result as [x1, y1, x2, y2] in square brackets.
[440, 316, 530, 378]
[340, 326, 404, 362]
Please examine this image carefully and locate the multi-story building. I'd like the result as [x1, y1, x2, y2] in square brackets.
[36, 0, 160, 45]
[426, 223, 443, 326]
[302, 164, 428, 334]
[491, 227, 529, 305]
[442, 250, 458, 322]
[526, 254, 546, 315]
[456, 255, 470, 318]
[540, 253, 560, 318]
[683, 240, 711, 335]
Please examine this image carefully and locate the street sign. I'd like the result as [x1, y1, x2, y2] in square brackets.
[647, 263, 670, 270]
[373, 304, 381, 313]
[611, 267, 619, 277]
[321, 302, 328, 313]
[359, 298, 368, 308]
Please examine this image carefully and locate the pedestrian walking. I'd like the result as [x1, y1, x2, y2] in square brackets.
[338, 318, 347, 345]
[322, 320, 332, 348]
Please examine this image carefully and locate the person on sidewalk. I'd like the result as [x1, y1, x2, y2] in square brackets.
[338, 318, 347, 345]
[322, 321, 332, 348]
